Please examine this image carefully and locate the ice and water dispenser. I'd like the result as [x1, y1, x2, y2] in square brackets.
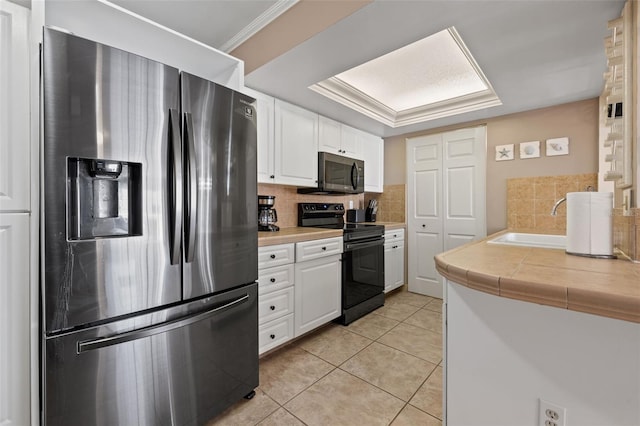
[67, 158, 142, 240]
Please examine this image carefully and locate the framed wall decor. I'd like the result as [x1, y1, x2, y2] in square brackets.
[495, 144, 514, 161]
[519, 141, 540, 159]
[546, 137, 569, 156]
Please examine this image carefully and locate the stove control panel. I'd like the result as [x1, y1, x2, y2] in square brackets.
[300, 203, 344, 213]
[298, 203, 345, 227]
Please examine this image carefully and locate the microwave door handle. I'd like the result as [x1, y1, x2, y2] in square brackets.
[183, 112, 197, 263]
[350, 162, 360, 191]
[168, 109, 183, 265]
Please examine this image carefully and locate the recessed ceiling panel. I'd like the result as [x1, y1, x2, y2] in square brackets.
[309, 26, 501, 128]
[336, 29, 488, 111]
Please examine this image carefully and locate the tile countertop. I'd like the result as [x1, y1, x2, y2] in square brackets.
[258, 222, 406, 247]
[435, 229, 640, 323]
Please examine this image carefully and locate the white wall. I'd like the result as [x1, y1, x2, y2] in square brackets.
[446, 281, 640, 426]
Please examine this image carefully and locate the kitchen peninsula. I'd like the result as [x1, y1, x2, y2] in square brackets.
[436, 230, 640, 426]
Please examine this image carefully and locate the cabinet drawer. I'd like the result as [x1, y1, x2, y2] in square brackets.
[384, 241, 404, 250]
[295, 237, 342, 262]
[384, 228, 405, 243]
[259, 286, 294, 324]
[259, 313, 294, 355]
[258, 264, 294, 295]
[258, 243, 294, 269]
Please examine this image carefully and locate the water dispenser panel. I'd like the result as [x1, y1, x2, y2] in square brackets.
[67, 157, 142, 240]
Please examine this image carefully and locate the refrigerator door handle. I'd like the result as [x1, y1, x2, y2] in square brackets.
[77, 293, 250, 353]
[168, 108, 183, 265]
[184, 112, 198, 263]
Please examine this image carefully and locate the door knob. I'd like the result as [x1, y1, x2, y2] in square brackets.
[270, 334, 275, 339]
[270, 254, 276, 259]
[422, 224, 426, 228]
[270, 305, 275, 311]
[270, 278, 276, 283]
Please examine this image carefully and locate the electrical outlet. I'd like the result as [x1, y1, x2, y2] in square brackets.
[539, 399, 566, 426]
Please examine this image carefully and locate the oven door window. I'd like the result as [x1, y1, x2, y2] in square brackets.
[342, 240, 384, 310]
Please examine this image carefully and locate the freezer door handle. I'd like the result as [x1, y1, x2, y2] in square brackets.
[168, 109, 183, 265]
[77, 293, 250, 353]
[183, 112, 197, 263]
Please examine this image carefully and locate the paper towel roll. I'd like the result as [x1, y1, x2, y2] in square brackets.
[589, 192, 613, 256]
[566, 192, 613, 257]
[566, 193, 591, 255]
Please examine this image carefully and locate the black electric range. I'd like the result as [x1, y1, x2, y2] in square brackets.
[298, 203, 385, 324]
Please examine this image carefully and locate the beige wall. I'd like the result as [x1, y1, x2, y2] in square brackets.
[384, 98, 600, 234]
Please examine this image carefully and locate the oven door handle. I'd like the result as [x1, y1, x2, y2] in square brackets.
[344, 239, 383, 251]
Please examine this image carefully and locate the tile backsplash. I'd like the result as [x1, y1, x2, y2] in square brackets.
[613, 207, 640, 261]
[506, 173, 598, 232]
[365, 184, 406, 223]
[257, 183, 364, 228]
[257, 183, 406, 228]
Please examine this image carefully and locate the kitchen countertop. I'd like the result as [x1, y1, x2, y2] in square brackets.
[258, 227, 343, 247]
[370, 222, 406, 231]
[435, 229, 640, 323]
[258, 222, 406, 247]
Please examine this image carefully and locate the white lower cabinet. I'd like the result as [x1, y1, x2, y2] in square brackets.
[258, 236, 343, 353]
[384, 229, 405, 293]
[258, 314, 294, 352]
[294, 236, 343, 336]
[258, 244, 295, 354]
[294, 255, 342, 336]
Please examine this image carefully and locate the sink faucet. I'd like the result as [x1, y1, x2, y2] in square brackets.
[550, 197, 566, 216]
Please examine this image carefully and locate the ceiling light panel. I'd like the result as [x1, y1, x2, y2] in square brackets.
[336, 29, 487, 111]
[310, 27, 501, 127]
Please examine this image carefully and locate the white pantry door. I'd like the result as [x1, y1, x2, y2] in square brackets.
[406, 127, 486, 297]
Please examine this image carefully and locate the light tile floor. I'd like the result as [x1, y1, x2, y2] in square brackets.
[207, 287, 443, 426]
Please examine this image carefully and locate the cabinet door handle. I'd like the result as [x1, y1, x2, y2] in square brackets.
[322, 246, 327, 251]
[270, 254, 276, 259]
[270, 278, 276, 283]
[422, 224, 426, 228]
[270, 305, 275, 311]
[270, 175, 275, 179]
[270, 334, 275, 339]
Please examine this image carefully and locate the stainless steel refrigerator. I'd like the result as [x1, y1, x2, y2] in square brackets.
[41, 28, 258, 426]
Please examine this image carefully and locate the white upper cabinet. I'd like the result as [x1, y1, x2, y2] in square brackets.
[274, 99, 318, 187]
[339, 124, 365, 159]
[362, 133, 384, 193]
[318, 116, 342, 154]
[0, 0, 30, 212]
[247, 88, 384, 191]
[318, 116, 363, 160]
[243, 88, 276, 183]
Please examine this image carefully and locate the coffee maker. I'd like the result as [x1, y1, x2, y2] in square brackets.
[258, 195, 279, 231]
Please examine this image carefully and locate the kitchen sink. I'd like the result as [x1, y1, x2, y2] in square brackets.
[487, 232, 566, 249]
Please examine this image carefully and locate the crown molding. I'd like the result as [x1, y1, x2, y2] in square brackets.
[219, 0, 299, 53]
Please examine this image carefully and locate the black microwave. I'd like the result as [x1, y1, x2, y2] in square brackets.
[298, 152, 364, 194]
